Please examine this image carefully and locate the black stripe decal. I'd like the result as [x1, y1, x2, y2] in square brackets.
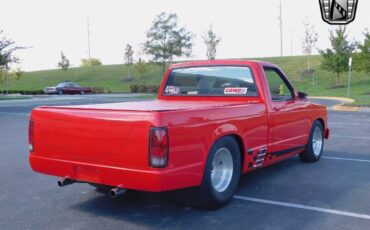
[271, 145, 306, 157]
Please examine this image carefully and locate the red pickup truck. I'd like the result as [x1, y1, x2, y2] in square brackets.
[29, 60, 329, 208]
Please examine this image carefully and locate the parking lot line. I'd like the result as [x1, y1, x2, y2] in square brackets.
[329, 122, 364, 126]
[322, 156, 370, 163]
[233, 195, 370, 220]
[0, 112, 29, 116]
[331, 135, 370, 140]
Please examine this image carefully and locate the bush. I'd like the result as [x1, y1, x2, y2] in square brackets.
[91, 87, 105, 94]
[80, 58, 102, 67]
[147, 85, 159, 93]
[138, 85, 147, 92]
[129, 85, 159, 93]
[130, 85, 138, 93]
[3, 90, 44, 95]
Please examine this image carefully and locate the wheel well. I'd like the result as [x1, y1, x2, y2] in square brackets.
[228, 134, 245, 172]
[316, 118, 325, 130]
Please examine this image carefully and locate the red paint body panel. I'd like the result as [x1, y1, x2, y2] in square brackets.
[29, 60, 329, 192]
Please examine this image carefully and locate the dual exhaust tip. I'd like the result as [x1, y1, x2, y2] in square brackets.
[57, 177, 74, 187]
[57, 177, 126, 198]
[109, 187, 127, 198]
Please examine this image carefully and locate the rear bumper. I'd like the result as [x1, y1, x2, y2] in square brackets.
[43, 90, 57, 94]
[29, 154, 202, 192]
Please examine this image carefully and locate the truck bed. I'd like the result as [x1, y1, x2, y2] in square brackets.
[29, 99, 263, 191]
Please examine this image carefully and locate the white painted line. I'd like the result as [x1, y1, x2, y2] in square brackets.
[331, 135, 370, 140]
[0, 112, 29, 116]
[322, 156, 370, 163]
[233, 195, 370, 220]
[329, 122, 364, 126]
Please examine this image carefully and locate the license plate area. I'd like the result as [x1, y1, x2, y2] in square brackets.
[73, 166, 100, 182]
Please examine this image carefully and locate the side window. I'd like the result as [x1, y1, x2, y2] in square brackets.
[264, 68, 293, 101]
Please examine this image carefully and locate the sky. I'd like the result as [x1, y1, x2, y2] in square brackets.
[0, 0, 369, 71]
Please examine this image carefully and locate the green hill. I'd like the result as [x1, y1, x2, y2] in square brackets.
[3, 55, 370, 106]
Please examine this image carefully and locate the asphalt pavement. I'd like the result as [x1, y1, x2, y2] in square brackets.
[0, 95, 370, 229]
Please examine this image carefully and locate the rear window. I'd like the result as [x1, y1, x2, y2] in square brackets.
[163, 66, 257, 96]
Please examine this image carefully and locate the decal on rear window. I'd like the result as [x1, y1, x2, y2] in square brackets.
[224, 87, 248, 95]
[165, 86, 180, 94]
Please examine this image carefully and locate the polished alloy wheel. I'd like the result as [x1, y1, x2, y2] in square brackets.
[211, 147, 234, 192]
[312, 126, 323, 156]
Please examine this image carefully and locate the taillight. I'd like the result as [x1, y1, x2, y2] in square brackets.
[149, 127, 169, 168]
[29, 120, 34, 152]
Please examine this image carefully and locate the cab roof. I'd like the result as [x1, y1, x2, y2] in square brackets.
[169, 59, 278, 69]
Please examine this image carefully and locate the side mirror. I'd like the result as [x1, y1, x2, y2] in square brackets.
[298, 91, 308, 100]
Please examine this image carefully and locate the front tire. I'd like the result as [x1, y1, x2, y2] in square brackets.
[299, 120, 324, 162]
[196, 136, 241, 209]
[58, 90, 63, 95]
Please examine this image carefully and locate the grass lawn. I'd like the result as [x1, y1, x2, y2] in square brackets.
[2, 55, 370, 106]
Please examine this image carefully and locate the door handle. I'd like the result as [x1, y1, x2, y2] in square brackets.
[273, 107, 279, 112]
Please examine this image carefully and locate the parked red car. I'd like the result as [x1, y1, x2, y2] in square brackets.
[29, 60, 329, 208]
[43, 81, 92, 95]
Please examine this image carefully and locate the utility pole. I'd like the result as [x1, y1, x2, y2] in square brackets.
[279, 0, 283, 56]
[87, 17, 91, 65]
[347, 57, 352, 97]
[5, 62, 9, 95]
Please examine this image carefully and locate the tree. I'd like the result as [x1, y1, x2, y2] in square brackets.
[353, 31, 370, 73]
[203, 26, 221, 60]
[13, 67, 23, 80]
[58, 52, 70, 72]
[124, 44, 134, 78]
[135, 58, 147, 78]
[302, 19, 318, 70]
[0, 30, 24, 94]
[0, 30, 23, 70]
[144, 12, 193, 73]
[80, 58, 102, 67]
[318, 27, 356, 86]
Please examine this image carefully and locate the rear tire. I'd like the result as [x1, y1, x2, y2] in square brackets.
[299, 120, 324, 162]
[185, 136, 241, 209]
[80, 90, 85, 95]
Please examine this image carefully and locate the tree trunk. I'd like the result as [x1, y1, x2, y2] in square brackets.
[307, 56, 310, 70]
[336, 72, 340, 86]
[162, 62, 166, 74]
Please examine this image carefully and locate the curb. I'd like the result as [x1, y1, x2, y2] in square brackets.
[308, 96, 361, 112]
[0, 95, 33, 101]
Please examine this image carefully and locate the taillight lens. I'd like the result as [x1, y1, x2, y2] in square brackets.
[29, 120, 34, 152]
[149, 127, 169, 168]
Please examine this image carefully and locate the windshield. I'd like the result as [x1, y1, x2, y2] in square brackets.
[56, 83, 68, 87]
[163, 66, 257, 96]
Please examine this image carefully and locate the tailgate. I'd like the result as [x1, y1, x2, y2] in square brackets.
[31, 107, 156, 169]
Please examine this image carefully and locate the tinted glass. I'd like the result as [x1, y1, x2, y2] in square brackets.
[163, 66, 257, 96]
[264, 68, 293, 101]
[56, 83, 67, 87]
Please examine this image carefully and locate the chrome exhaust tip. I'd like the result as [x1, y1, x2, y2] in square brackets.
[109, 187, 127, 198]
[57, 177, 75, 187]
